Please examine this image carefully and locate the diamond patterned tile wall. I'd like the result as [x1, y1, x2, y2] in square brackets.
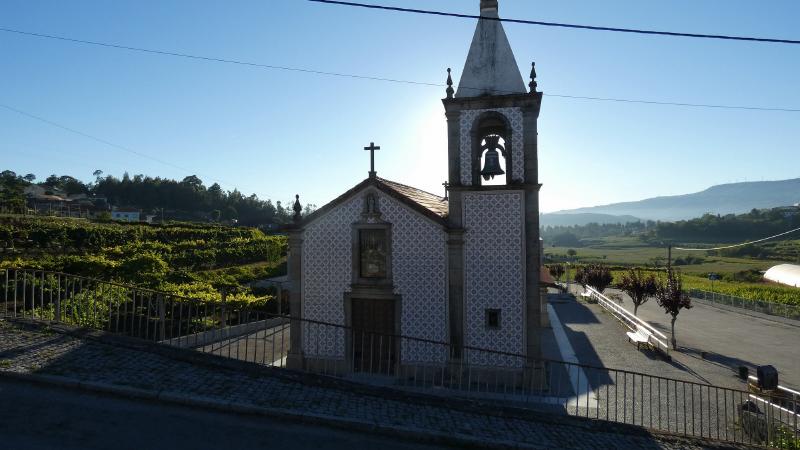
[462, 191, 526, 367]
[301, 188, 448, 363]
[459, 107, 524, 186]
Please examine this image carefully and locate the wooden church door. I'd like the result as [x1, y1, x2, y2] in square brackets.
[351, 298, 396, 374]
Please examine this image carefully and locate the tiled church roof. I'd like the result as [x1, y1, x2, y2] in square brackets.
[297, 177, 449, 228]
[376, 178, 448, 219]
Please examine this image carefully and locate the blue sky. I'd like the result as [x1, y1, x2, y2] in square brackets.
[1, 0, 798, 212]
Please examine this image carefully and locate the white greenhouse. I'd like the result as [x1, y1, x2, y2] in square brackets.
[764, 264, 800, 288]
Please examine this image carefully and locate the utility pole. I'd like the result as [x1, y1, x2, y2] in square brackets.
[667, 244, 672, 271]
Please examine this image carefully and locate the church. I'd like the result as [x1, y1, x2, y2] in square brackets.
[286, 0, 543, 374]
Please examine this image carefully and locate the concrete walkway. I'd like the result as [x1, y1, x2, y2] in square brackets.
[629, 289, 800, 390]
[550, 286, 800, 392]
[0, 319, 757, 450]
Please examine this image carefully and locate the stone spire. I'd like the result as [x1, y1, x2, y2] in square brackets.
[456, 0, 526, 98]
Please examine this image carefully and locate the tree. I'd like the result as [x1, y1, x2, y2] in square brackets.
[23, 173, 36, 183]
[223, 205, 238, 221]
[181, 175, 204, 192]
[656, 268, 692, 349]
[618, 268, 658, 316]
[45, 174, 60, 187]
[548, 264, 565, 281]
[552, 232, 581, 247]
[0, 170, 27, 212]
[210, 209, 221, 222]
[566, 248, 577, 258]
[574, 264, 613, 293]
[93, 169, 103, 179]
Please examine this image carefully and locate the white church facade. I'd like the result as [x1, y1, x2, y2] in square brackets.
[286, 0, 543, 373]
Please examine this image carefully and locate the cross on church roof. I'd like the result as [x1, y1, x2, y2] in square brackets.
[364, 142, 380, 178]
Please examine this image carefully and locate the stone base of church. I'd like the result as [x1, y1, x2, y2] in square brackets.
[441, 362, 548, 390]
[288, 354, 552, 398]
[286, 352, 305, 371]
[303, 356, 351, 375]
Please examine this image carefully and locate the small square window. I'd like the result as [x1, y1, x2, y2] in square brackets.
[485, 309, 501, 329]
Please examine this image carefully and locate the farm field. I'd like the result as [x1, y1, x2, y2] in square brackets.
[545, 236, 800, 305]
[0, 215, 287, 304]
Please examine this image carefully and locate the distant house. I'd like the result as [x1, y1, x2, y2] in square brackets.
[774, 206, 800, 218]
[112, 208, 140, 222]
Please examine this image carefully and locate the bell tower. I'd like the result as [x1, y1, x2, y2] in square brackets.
[443, 0, 543, 365]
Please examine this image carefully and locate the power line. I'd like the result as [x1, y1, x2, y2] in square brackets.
[674, 226, 800, 251]
[309, 0, 800, 45]
[1, 27, 798, 113]
[0, 27, 436, 88]
[545, 94, 800, 113]
[0, 102, 253, 193]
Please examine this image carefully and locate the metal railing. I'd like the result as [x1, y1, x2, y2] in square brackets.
[690, 289, 800, 321]
[2, 268, 798, 448]
[0, 268, 282, 343]
[583, 285, 671, 354]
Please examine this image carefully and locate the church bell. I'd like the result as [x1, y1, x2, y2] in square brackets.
[480, 148, 505, 181]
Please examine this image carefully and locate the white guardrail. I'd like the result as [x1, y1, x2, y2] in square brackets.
[583, 285, 671, 354]
[747, 375, 800, 423]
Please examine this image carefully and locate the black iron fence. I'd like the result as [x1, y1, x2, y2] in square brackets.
[690, 289, 800, 321]
[2, 268, 798, 448]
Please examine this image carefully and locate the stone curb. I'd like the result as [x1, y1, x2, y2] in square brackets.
[0, 370, 542, 450]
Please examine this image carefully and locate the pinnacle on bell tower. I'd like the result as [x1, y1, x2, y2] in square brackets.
[456, 0, 526, 97]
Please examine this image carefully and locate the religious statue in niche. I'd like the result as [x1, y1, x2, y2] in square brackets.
[359, 229, 387, 278]
[363, 193, 380, 217]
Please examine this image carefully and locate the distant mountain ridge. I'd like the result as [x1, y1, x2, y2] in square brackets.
[546, 178, 800, 223]
[540, 213, 642, 228]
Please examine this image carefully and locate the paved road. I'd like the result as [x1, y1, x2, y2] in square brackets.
[0, 378, 457, 450]
[609, 288, 800, 390]
[545, 292, 749, 439]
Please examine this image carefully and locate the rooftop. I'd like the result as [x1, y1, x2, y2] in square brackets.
[300, 176, 448, 228]
[376, 177, 448, 218]
[455, 0, 526, 98]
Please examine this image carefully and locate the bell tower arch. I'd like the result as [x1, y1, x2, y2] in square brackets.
[442, 0, 544, 366]
[470, 110, 514, 186]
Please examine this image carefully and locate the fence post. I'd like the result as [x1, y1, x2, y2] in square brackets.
[40, 271, 45, 318]
[54, 274, 61, 322]
[2, 269, 7, 319]
[158, 294, 166, 341]
[220, 289, 227, 328]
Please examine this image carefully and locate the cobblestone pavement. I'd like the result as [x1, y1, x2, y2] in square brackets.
[0, 319, 761, 450]
[0, 378, 456, 450]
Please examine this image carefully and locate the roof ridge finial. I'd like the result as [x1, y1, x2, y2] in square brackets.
[445, 68, 454, 99]
[293, 194, 302, 223]
[529, 62, 538, 93]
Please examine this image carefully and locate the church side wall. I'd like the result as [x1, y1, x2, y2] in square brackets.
[301, 190, 448, 364]
[462, 191, 526, 367]
[301, 198, 360, 359]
